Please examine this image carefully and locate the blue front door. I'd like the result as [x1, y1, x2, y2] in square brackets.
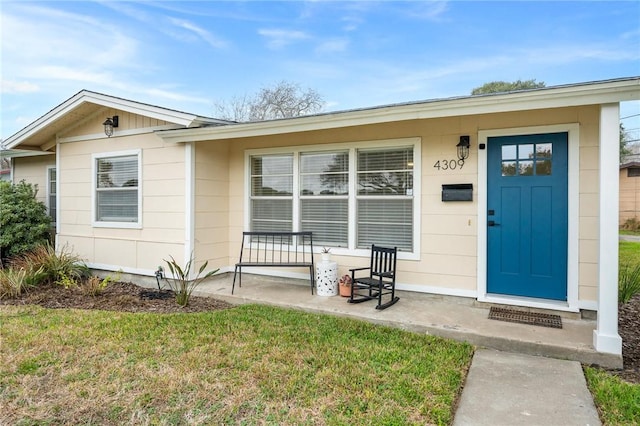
[487, 133, 568, 301]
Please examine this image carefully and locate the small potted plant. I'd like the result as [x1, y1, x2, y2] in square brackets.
[321, 247, 331, 262]
[338, 274, 352, 297]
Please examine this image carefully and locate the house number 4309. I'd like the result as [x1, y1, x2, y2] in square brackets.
[433, 159, 465, 170]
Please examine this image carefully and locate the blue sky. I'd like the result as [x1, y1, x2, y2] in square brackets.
[1, 1, 639, 140]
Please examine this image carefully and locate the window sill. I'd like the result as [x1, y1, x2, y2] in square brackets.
[92, 221, 142, 229]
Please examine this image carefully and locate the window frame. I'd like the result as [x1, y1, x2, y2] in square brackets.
[46, 166, 57, 227]
[627, 167, 640, 178]
[245, 138, 421, 260]
[92, 149, 142, 229]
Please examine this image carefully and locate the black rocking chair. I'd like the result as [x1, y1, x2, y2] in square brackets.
[348, 245, 399, 310]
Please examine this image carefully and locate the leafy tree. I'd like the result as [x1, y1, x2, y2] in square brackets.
[0, 180, 52, 261]
[471, 79, 546, 95]
[214, 81, 324, 122]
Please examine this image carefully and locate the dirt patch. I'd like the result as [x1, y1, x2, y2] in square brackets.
[1, 281, 639, 383]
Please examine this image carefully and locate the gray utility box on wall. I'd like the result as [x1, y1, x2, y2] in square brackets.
[442, 183, 473, 202]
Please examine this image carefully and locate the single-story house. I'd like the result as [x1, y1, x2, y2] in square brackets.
[619, 161, 640, 225]
[3, 77, 639, 356]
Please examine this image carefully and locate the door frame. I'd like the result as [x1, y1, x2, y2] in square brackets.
[477, 123, 580, 312]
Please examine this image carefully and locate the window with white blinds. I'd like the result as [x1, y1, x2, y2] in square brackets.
[300, 151, 348, 246]
[250, 154, 293, 232]
[247, 141, 417, 254]
[94, 152, 141, 226]
[357, 147, 413, 250]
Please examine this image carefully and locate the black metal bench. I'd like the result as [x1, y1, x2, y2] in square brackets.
[232, 231, 315, 294]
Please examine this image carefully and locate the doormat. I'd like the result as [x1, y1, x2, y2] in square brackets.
[488, 307, 563, 329]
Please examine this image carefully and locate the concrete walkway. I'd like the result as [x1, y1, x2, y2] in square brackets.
[454, 349, 601, 426]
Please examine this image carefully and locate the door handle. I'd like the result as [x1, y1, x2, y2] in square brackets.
[488, 220, 500, 227]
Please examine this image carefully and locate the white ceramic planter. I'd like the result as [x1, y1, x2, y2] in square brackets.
[316, 259, 338, 296]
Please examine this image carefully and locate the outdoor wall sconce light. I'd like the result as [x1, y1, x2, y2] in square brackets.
[103, 115, 119, 137]
[457, 135, 470, 162]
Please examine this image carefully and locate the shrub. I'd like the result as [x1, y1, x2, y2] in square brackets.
[10, 243, 88, 287]
[81, 271, 120, 296]
[163, 255, 218, 306]
[619, 262, 640, 304]
[81, 276, 108, 296]
[0, 181, 52, 262]
[621, 217, 640, 232]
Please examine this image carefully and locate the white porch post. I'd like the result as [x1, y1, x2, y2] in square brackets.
[184, 141, 195, 280]
[593, 103, 622, 354]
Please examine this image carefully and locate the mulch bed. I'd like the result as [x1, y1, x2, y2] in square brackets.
[1, 281, 639, 383]
[617, 293, 640, 383]
[0, 281, 231, 314]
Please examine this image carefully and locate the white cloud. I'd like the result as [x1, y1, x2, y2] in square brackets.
[1, 80, 40, 94]
[258, 29, 310, 49]
[168, 17, 228, 49]
[403, 1, 450, 21]
[1, 5, 142, 78]
[144, 88, 210, 104]
[316, 39, 349, 54]
[341, 16, 363, 32]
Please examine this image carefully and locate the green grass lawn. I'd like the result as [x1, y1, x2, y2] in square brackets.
[584, 367, 640, 425]
[619, 241, 640, 265]
[1, 304, 473, 425]
[582, 240, 640, 425]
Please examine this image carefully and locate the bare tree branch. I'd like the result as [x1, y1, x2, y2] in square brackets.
[213, 81, 325, 122]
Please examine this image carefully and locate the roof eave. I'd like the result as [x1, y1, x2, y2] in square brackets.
[0, 148, 55, 159]
[157, 77, 640, 144]
[4, 90, 226, 149]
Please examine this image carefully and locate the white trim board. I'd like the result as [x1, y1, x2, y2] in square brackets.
[477, 123, 580, 312]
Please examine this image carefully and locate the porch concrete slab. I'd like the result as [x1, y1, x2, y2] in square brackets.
[453, 349, 601, 426]
[174, 273, 621, 369]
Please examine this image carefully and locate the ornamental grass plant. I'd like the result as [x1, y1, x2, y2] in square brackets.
[9, 243, 88, 288]
[163, 255, 219, 306]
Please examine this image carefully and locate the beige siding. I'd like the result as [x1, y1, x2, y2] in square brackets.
[57, 127, 186, 272]
[576, 106, 600, 305]
[619, 168, 640, 224]
[62, 110, 172, 138]
[193, 142, 230, 271]
[17, 103, 603, 306]
[200, 105, 601, 305]
[12, 155, 55, 204]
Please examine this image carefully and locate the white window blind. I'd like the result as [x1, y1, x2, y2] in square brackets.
[95, 155, 139, 222]
[357, 147, 413, 250]
[300, 151, 349, 246]
[250, 154, 293, 232]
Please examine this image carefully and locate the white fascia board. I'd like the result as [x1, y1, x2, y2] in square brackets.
[158, 78, 640, 144]
[4, 90, 225, 149]
[4, 91, 89, 149]
[74, 92, 198, 126]
[0, 148, 55, 158]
